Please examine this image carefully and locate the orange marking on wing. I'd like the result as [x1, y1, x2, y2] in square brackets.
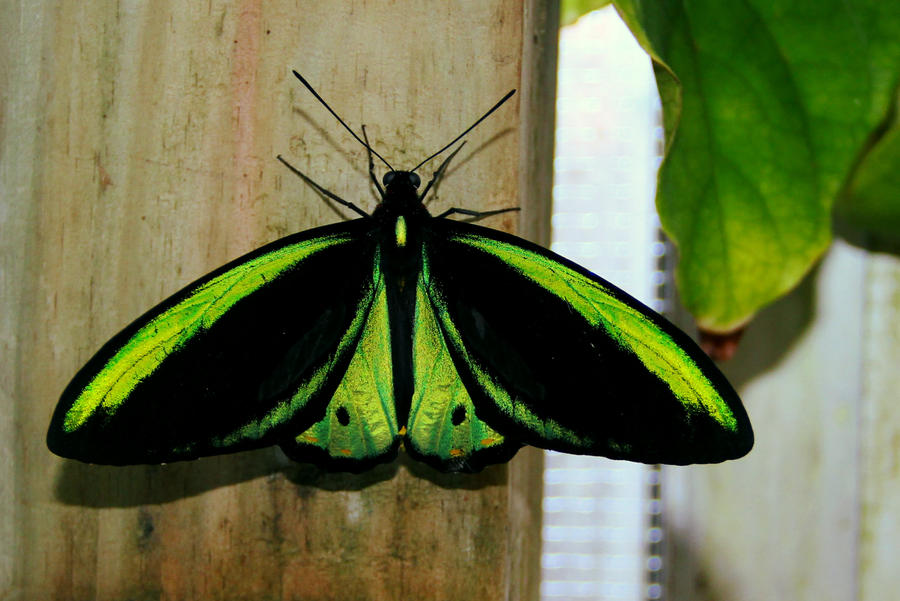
[449, 448, 464, 457]
[340, 449, 352, 456]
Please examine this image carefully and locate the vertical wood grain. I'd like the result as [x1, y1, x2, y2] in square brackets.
[1, 2, 556, 599]
[858, 252, 900, 600]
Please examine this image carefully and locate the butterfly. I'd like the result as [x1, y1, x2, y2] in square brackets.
[47, 71, 753, 473]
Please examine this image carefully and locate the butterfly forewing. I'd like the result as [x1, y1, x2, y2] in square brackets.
[420, 219, 753, 465]
[48, 221, 379, 464]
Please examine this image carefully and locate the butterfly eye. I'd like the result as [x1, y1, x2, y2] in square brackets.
[382, 171, 396, 186]
[409, 173, 421, 189]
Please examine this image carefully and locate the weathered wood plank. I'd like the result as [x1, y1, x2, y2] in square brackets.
[2, 2, 555, 599]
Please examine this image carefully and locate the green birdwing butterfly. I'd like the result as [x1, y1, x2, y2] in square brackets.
[47, 71, 753, 473]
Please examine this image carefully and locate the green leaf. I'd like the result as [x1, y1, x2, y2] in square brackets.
[835, 98, 900, 239]
[561, 0, 613, 27]
[615, 1, 900, 331]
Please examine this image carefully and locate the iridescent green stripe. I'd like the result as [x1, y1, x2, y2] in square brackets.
[452, 233, 738, 432]
[63, 234, 351, 433]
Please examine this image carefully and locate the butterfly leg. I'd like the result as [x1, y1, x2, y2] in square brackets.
[361, 125, 386, 199]
[435, 206, 520, 222]
[418, 142, 467, 203]
[277, 155, 370, 218]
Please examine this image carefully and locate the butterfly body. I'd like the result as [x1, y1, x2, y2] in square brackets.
[369, 172, 431, 451]
[48, 80, 753, 473]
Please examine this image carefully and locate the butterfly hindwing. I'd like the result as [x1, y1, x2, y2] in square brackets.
[279, 265, 402, 470]
[405, 272, 519, 472]
[420, 219, 753, 465]
[47, 221, 380, 464]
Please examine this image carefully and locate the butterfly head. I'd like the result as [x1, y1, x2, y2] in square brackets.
[382, 171, 421, 192]
[379, 170, 426, 217]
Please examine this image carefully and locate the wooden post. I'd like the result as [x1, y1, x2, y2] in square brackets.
[1, 2, 558, 599]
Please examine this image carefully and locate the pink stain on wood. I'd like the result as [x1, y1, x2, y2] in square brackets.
[98, 163, 113, 192]
[230, 0, 263, 252]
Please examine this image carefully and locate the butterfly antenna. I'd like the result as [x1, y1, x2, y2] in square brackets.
[361, 125, 386, 199]
[411, 89, 516, 173]
[418, 140, 466, 202]
[291, 70, 394, 171]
